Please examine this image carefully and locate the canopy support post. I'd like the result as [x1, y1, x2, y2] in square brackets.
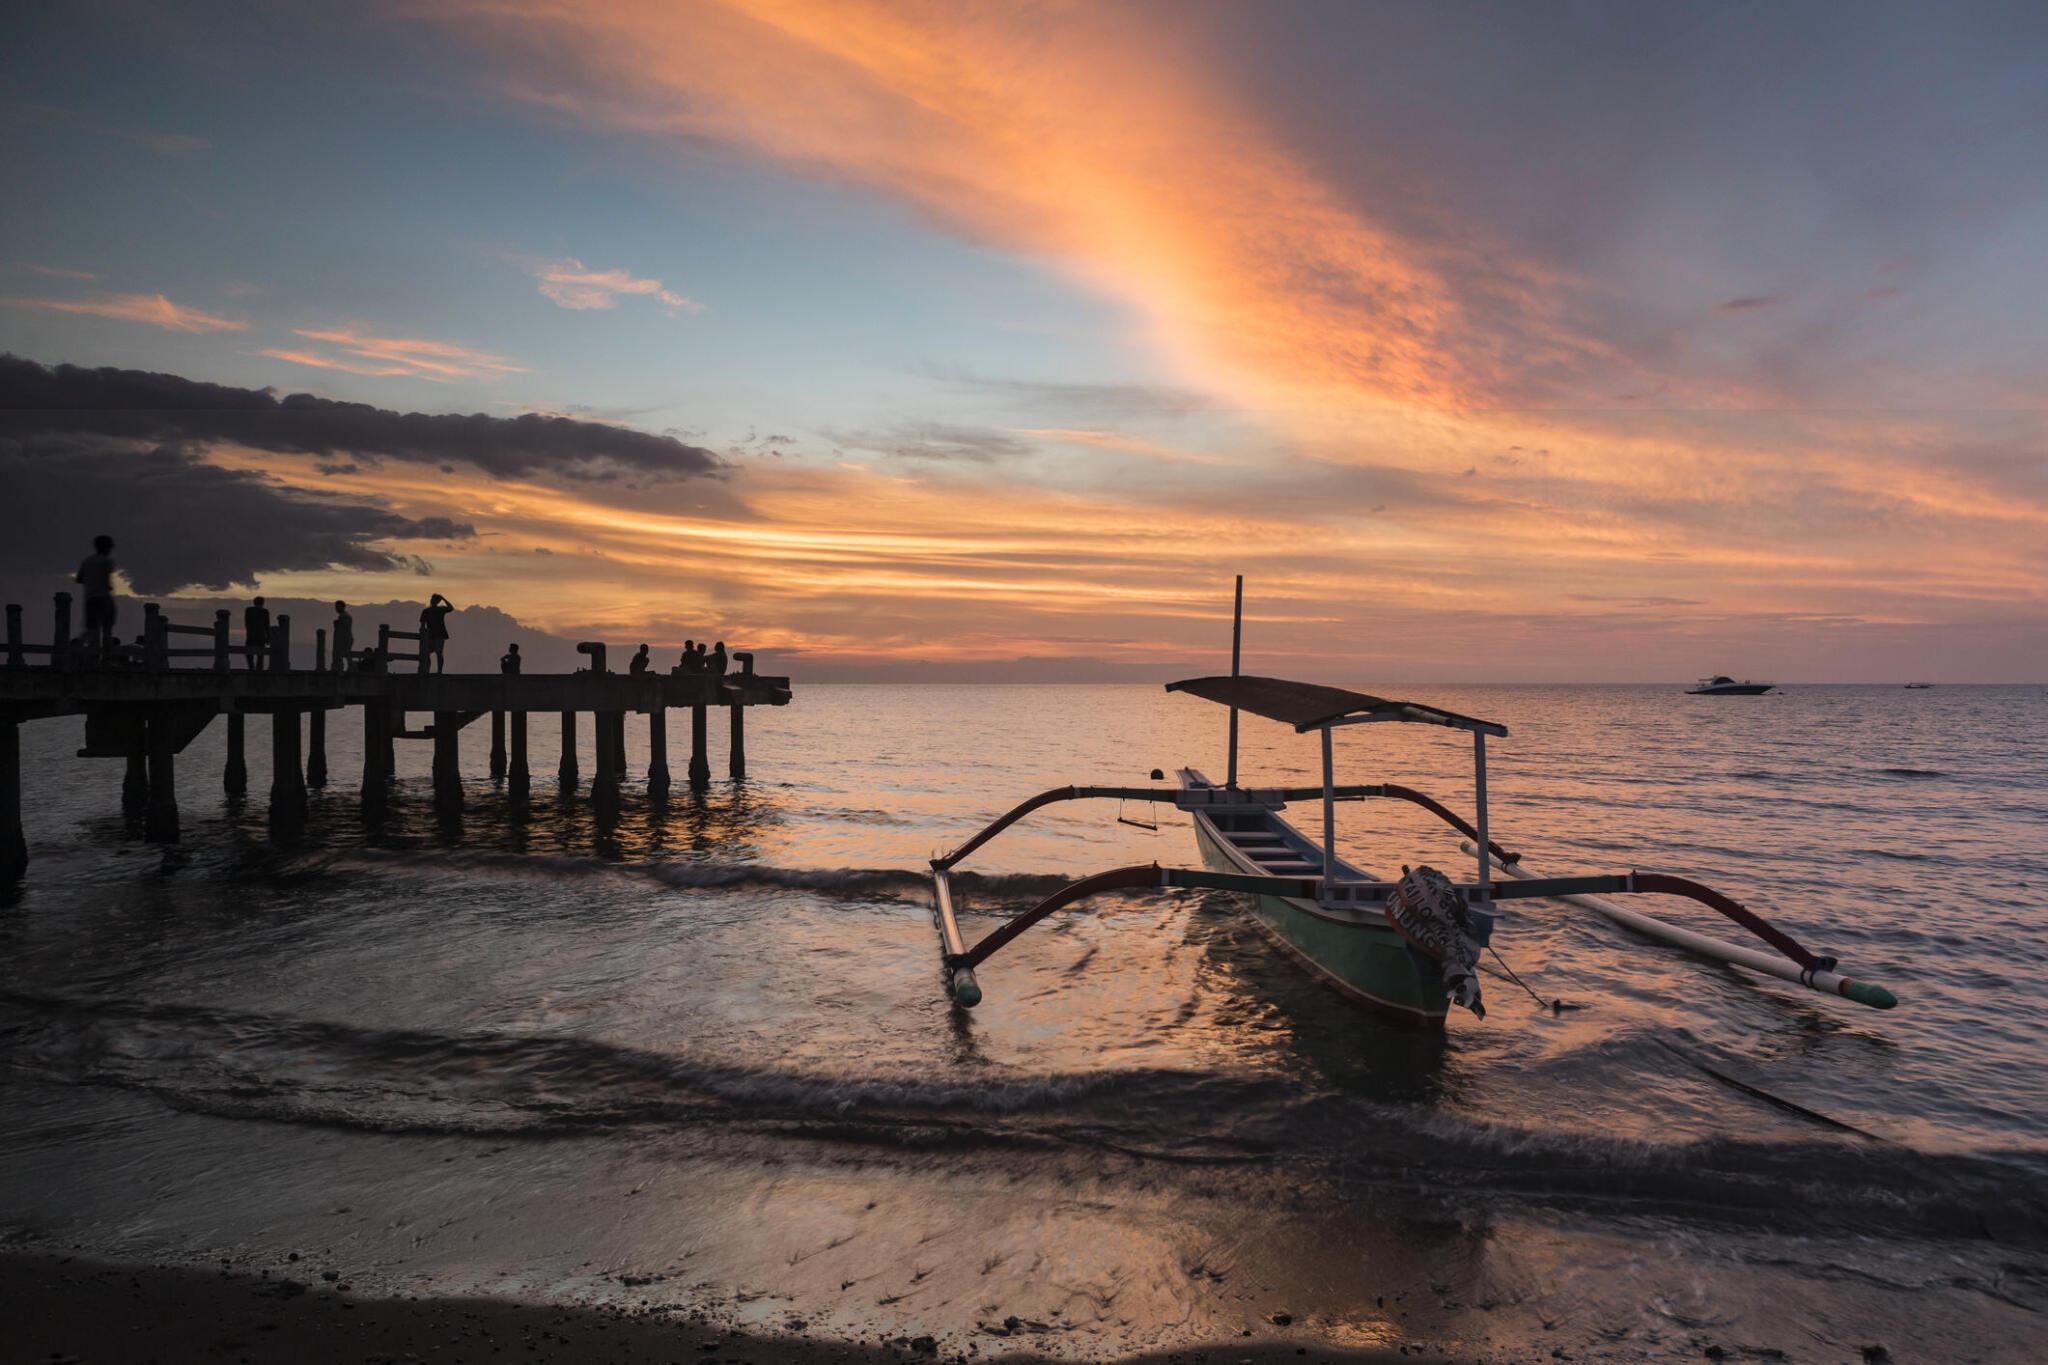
[1226, 574, 1243, 790]
[1473, 731, 1491, 897]
[1320, 724, 1335, 898]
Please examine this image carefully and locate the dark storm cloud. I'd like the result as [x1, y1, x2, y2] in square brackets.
[0, 355, 723, 481]
[0, 434, 475, 595]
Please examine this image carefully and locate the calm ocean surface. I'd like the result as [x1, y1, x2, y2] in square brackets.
[3, 683, 2045, 1359]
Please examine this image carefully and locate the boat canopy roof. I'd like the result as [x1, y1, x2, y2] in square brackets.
[1165, 675, 1507, 737]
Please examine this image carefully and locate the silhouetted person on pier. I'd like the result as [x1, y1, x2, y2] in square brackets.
[629, 644, 650, 675]
[709, 641, 727, 677]
[420, 593, 454, 673]
[331, 601, 353, 673]
[500, 642, 521, 674]
[243, 597, 270, 670]
[675, 640, 698, 675]
[357, 644, 385, 674]
[75, 535, 118, 657]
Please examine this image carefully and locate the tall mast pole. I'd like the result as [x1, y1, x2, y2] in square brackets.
[1226, 575, 1243, 790]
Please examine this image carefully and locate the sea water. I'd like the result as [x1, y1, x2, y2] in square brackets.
[2, 684, 2044, 1359]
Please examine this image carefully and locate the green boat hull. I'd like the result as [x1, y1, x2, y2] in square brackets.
[1192, 810, 1449, 1030]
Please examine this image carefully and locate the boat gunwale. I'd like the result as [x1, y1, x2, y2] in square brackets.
[1179, 769, 1448, 1029]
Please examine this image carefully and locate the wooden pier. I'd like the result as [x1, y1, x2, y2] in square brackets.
[0, 593, 792, 881]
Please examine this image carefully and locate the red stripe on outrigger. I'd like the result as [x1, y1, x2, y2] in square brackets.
[1628, 872, 1823, 972]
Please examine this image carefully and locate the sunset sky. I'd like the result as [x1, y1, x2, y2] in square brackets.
[3, 1, 2044, 680]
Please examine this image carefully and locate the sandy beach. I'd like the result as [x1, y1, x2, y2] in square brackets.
[7, 1251, 1411, 1365]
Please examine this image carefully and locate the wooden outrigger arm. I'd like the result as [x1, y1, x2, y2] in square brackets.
[1463, 842, 1898, 1011]
[930, 782, 1519, 874]
[933, 863, 1322, 1006]
[934, 853, 1897, 1011]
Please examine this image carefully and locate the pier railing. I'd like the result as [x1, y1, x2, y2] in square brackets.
[7, 592, 295, 673]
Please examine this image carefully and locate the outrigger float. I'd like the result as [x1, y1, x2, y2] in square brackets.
[927, 581, 1897, 1029]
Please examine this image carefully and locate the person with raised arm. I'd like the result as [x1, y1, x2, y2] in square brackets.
[419, 593, 455, 674]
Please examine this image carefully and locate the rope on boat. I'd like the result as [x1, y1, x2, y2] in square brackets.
[1482, 942, 1572, 1014]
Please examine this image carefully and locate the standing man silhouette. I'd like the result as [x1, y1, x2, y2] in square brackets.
[420, 593, 455, 673]
[243, 596, 270, 671]
[331, 601, 353, 673]
[75, 535, 117, 657]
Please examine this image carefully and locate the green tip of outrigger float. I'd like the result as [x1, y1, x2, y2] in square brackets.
[951, 968, 982, 1008]
[1840, 979, 1898, 1010]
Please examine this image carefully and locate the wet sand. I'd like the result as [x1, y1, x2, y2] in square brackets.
[5, 1251, 1406, 1365]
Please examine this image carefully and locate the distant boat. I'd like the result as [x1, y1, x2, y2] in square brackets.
[1904, 683, 1933, 689]
[1688, 675, 1774, 696]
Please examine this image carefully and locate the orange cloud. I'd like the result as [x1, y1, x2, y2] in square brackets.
[285, 325, 528, 381]
[2, 291, 245, 333]
[530, 257, 705, 313]
[255, 348, 414, 377]
[434, 0, 1610, 416]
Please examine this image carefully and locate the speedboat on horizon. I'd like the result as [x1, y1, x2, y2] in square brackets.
[1688, 675, 1774, 696]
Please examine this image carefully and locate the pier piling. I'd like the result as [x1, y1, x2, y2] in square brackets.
[52, 593, 70, 672]
[308, 630, 329, 789]
[2, 722, 24, 880]
[122, 729, 149, 810]
[144, 714, 179, 842]
[558, 711, 578, 793]
[592, 711, 620, 813]
[689, 704, 710, 790]
[307, 708, 327, 787]
[225, 713, 247, 794]
[269, 711, 306, 833]
[489, 709, 506, 779]
[432, 711, 463, 813]
[359, 704, 387, 812]
[729, 703, 746, 781]
[648, 708, 670, 798]
[509, 711, 529, 801]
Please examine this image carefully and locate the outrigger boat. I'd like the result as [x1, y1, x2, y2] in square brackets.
[927, 582, 1897, 1029]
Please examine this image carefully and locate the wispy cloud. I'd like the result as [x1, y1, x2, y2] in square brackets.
[255, 348, 413, 377]
[530, 257, 705, 313]
[1012, 427, 1226, 466]
[108, 127, 211, 155]
[12, 263, 97, 281]
[830, 421, 1034, 463]
[281, 325, 529, 381]
[1715, 295, 1786, 314]
[0, 291, 245, 333]
[440, 2, 1606, 415]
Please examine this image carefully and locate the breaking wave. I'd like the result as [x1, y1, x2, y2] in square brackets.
[5, 989, 2045, 1249]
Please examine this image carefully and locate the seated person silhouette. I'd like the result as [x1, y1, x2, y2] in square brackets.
[500, 642, 522, 674]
